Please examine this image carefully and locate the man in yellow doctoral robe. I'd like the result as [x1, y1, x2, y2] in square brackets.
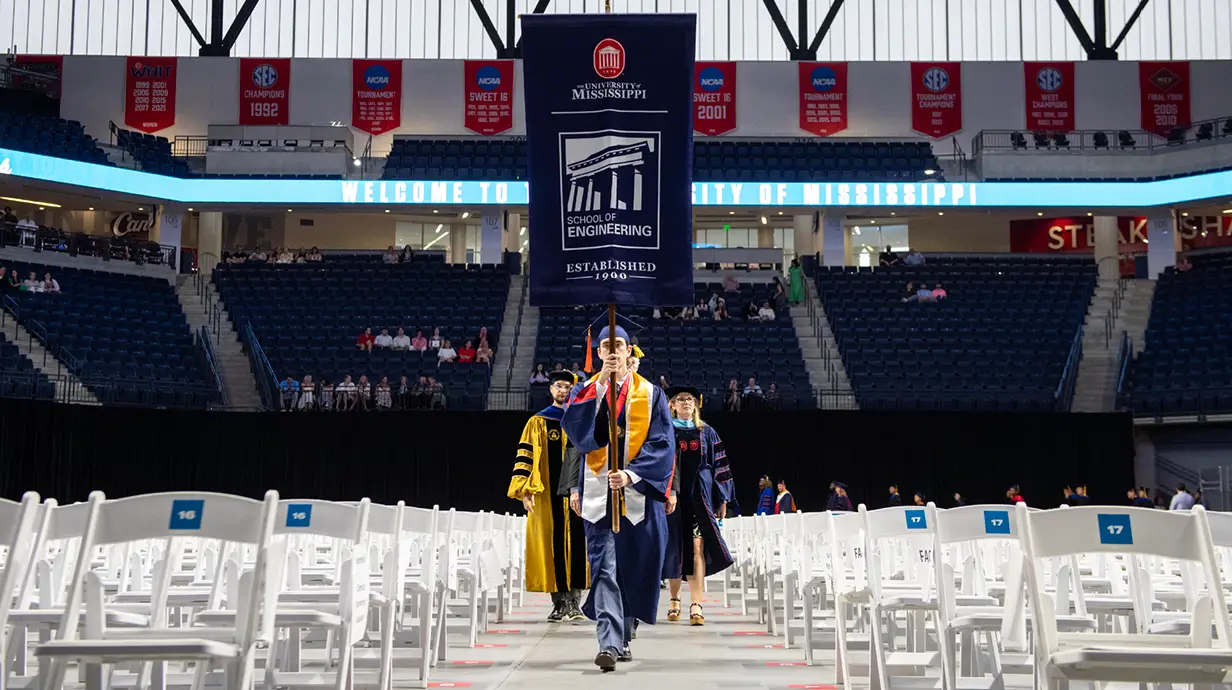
[509, 370, 589, 621]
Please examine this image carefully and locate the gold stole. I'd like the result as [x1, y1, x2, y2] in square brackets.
[584, 373, 653, 479]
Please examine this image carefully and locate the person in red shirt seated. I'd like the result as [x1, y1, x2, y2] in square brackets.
[457, 340, 477, 363]
[1006, 484, 1025, 504]
[356, 327, 375, 352]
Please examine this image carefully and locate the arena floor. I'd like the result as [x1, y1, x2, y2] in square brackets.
[406, 592, 832, 690]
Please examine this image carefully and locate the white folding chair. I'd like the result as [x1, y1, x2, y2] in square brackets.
[1018, 503, 1232, 688]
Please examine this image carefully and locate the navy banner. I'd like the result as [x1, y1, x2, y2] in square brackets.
[522, 14, 696, 307]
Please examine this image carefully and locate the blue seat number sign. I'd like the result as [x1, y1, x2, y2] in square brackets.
[1097, 513, 1133, 545]
[286, 504, 313, 528]
[983, 510, 1011, 534]
[169, 499, 205, 530]
[905, 509, 927, 530]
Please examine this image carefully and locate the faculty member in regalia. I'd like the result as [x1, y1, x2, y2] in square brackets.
[508, 370, 589, 622]
[562, 323, 674, 672]
[662, 386, 734, 627]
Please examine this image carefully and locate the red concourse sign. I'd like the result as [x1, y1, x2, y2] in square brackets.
[694, 61, 737, 136]
[464, 60, 514, 136]
[1010, 215, 1232, 253]
[239, 58, 290, 126]
[910, 62, 962, 138]
[124, 57, 177, 133]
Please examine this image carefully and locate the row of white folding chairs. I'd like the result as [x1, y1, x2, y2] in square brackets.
[0, 491, 525, 690]
[723, 504, 1232, 690]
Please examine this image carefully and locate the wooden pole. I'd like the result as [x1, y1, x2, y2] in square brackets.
[606, 303, 621, 534]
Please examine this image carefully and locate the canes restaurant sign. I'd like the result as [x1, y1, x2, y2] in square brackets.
[112, 211, 154, 238]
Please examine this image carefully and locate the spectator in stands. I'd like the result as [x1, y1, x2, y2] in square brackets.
[742, 301, 758, 320]
[411, 329, 428, 351]
[757, 301, 776, 321]
[713, 299, 728, 321]
[427, 376, 446, 409]
[356, 327, 375, 352]
[5, 270, 17, 290]
[41, 272, 60, 294]
[680, 304, 696, 320]
[307, 247, 324, 262]
[764, 382, 780, 407]
[337, 375, 358, 410]
[657, 375, 669, 390]
[392, 327, 411, 350]
[1, 207, 16, 223]
[571, 362, 584, 378]
[428, 327, 443, 350]
[298, 375, 316, 410]
[478, 326, 490, 344]
[1170, 483, 1195, 510]
[743, 377, 763, 397]
[913, 491, 927, 506]
[887, 485, 902, 506]
[1006, 485, 1025, 504]
[772, 281, 788, 311]
[356, 375, 372, 410]
[276, 248, 294, 264]
[473, 339, 491, 364]
[412, 376, 430, 408]
[880, 245, 901, 267]
[902, 282, 917, 302]
[457, 340, 477, 363]
[294, 248, 308, 263]
[319, 378, 335, 410]
[723, 275, 740, 293]
[932, 282, 947, 300]
[530, 364, 550, 385]
[397, 376, 411, 408]
[1175, 254, 1193, 272]
[374, 328, 394, 349]
[915, 284, 935, 303]
[904, 248, 925, 266]
[696, 298, 710, 318]
[383, 246, 400, 264]
[248, 248, 268, 263]
[400, 245, 416, 263]
[376, 376, 393, 409]
[707, 291, 721, 312]
[279, 376, 300, 411]
[725, 379, 741, 411]
[0, 266, 6, 290]
[437, 339, 457, 364]
[953, 493, 967, 507]
[788, 258, 804, 305]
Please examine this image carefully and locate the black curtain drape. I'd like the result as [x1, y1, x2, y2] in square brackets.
[0, 399, 1133, 512]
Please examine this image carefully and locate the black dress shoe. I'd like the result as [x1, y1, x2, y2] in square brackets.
[547, 605, 565, 622]
[594, 650, 617, 672]
[617, 646, 633, 662]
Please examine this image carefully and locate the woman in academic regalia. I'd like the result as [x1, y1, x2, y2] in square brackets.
[662, 386, 735, 626]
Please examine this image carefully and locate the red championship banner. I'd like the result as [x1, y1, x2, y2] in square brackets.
[239, 58, 290, 126]
[11, 55, 63, 100]
[1009, 215, 1232, 253]
[798, 62, 847, 136]
[694, 61, 737, 136]
[464, 60, 513, 135]
[1139, 61, 1190, 136]
[1024, 62, 1074, 131]
[910, 62, 961, 138]
[124, 57, 177, 133]
[352, 59, 402, 135]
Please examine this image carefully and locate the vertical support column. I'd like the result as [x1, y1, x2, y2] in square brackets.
[1146, 212, 1178, 280]
[792, 214, 815, 265]
[449, 224, 467, 264]
[481, 212, 503, 265]
[1092, 216, 1119, 281]
[198, 211, 223, 277]
[505, 212, 523, 255]
[820, 211, 847, 267]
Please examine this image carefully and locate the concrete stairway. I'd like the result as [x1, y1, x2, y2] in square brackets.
[174, 275, 264, 409]
[793, 277, 857, 410]
[487, 274, 539, 409]
[2, 318, 100, 404]
[1071, 277, 1156, 412]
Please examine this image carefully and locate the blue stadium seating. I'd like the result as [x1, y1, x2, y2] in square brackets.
[3, 260, 212, 407]
[1130, 253, 1232, 417]
[533, 282, 811, 408]
[212, 257, 510, 410]
[814, 257, 1096, 412]
[382, 138, 942, 183]
[0, 331, 55, 401]
[0, 107, 111, 166]
[115, 129, 193, 176]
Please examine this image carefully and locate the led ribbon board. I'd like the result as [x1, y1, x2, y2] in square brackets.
[2, 147, 1230, 208]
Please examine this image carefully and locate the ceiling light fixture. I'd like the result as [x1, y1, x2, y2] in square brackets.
[461, 212, 470, 219]
[384, 209, 390, 213]
[0, 195, 62, 208]
[760, 216, 767, 225]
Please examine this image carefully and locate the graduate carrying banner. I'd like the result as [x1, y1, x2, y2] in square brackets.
[522, 10, 695, 672]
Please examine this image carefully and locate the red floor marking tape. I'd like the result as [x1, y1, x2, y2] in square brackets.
[788, 685, 837, 689]
[746, 643, 786, 649]
[428, 683, 473, 688]
[450, 660, 493, 666]
[734, 631, 770, 636]
[486, 630, 523, 634]
[766, 661, 806, 667]
[475, 643, 508, 648]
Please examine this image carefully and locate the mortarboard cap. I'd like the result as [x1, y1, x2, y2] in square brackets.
[549, 370, 578, 386]
[665, 386, 702, 401]
[597, 325, 629, 343]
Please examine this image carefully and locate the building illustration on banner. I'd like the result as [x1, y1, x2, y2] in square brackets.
[559, 131, 660, 252]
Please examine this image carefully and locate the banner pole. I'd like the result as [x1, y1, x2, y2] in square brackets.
[607, 303, 621, 534]
[604, 0, 611, 12]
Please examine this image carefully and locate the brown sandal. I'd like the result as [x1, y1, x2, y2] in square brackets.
[666, 598, 681, 622]
[689, 602, 704, 626]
